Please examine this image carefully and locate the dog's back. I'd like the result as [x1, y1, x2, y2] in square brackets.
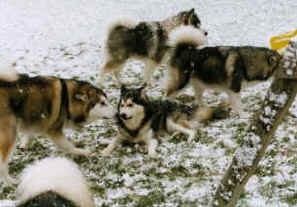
[0, 74, 62, 130]
[107, 22, 155, 61]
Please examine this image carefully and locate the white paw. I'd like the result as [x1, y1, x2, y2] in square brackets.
[20, 142, 29, 149]
[74, 148, 91, 156]
[20, 138, 32, 150]
[188, 130, 196, 142]
[5, 176, 18, 185]
[101, 148, 112, 157]
[238, 112, 250, 120]
[148, 151, 158, 159]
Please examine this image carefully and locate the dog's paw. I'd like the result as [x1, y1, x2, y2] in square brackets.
[4, 176, 18, 186]
[188, 130, 196, 142]
[73, 148, 91, 156]
[20, 137, 32, 150]
[148, 151, 158, 159]
[238, 112, 250, 120]
[20, 142, 29, 150]
[101, 148, 112, 157]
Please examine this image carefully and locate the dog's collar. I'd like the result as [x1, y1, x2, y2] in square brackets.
[60, 79, 70, 120]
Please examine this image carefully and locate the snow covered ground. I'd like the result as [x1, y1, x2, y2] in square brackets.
[0, 0, 296, 206]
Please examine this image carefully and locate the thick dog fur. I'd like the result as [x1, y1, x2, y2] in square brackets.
[0, 68, 115, 185]
[102, 85, 214, 158]
[100, 8, 207, 84]
[166, 26, 281, 116]
[16, 157, 94, 207]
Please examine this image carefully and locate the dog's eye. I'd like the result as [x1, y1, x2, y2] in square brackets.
[268, 55, 277, 65]
[101, 101, 106, 106]
[90, 102, 96, 108]
[127, 103, 133, 107]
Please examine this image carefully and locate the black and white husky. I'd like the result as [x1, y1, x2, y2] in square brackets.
[166, 26, 281, 117]
[16, 157, 94, 207]
[100, 8, 207, 84]
[102, 85, 215, 157]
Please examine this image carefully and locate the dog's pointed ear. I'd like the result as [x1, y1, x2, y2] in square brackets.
[74, 92, 88, 102]
[189, 8, 195, 14]
[120, 84, 127, 93]
[139, 83, 147, 91]
[183, 8, 195, 25]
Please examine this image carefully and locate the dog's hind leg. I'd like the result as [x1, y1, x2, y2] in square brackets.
[50, 132, 90, 156]
[0, 115, 17, 185]
[191, 78, 205, 106]
[165, 67, 181, 97]
[166, 118, 196, 142]
[113, 63, 125, 84]
[99, 59, 125, 85]
[143, 59, 157, 84]
[226, 90, 248, 119]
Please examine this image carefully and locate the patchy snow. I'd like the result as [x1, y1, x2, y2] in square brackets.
[234, 133, 261, 169]
[0, 0, 297, 207]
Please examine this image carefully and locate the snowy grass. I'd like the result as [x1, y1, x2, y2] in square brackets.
[0, 0, 297, 206]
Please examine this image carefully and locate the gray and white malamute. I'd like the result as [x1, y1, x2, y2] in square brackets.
[16, 157, 94, 207]
[102, 84, 215, 158]
[0, 67, 115, 185]
[100, 8, 207, 84]
[166, 26, 281, 117]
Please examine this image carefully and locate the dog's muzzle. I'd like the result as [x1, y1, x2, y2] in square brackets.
[119, 113, 132, 120]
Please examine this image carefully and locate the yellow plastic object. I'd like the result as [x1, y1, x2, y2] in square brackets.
[270, 29, 297, 50]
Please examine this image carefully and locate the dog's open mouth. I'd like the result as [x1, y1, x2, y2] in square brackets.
[120, 115, 132, 120]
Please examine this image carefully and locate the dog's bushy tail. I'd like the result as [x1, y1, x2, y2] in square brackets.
[107, 17, 136, 34]
[168, 25, 208, 51]
[17, 157, 94, 207]
[0, 65, 19, 82]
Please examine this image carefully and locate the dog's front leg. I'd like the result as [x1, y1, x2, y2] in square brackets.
[20, 133, 33, 149]
[0, 161, 17, 185]
[101, 136, 121, 156]
[144, 130, 158, 158]
[0, 115, 17, 185]
[51, 133, 90, 156]
[166, 118, 196, 142]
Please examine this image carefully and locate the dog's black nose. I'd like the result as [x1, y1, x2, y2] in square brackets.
[204, 31, 208, 36]
[120, 113, 128, 120]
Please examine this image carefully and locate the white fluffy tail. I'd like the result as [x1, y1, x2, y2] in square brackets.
[168, 25, 208, 48]
[107, 16, 137, 34]
[0, 65, 19, 82]
[17, 157, 94, 207]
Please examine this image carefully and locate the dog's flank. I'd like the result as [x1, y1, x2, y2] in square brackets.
[102, 85, 214, 157]
[166, 26, 281, 115]
[0, 69, 115, 185]
[101, 8, 207, 84]
[17, 157, 94, 207]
